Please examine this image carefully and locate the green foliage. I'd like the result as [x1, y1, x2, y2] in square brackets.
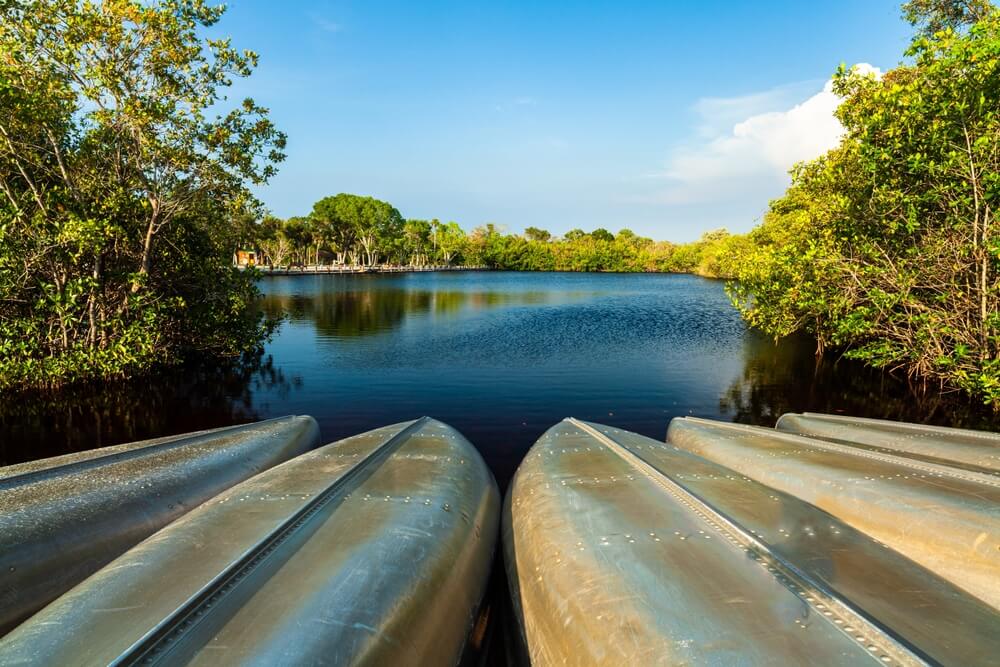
[590, 228, 615, 242]
[725, 151, 860, 354]
[307, 193, 404, 266]
[524, 226, 552, 242]
[902, 0, 993, 35]
[0, 0, 283, 390]
[434, 220, 468, 265]
[728, 4, 1000, 407]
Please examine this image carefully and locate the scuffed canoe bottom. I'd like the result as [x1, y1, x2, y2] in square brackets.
[4, 412, 998, 666]
[668, 416, 1000, 609]
[505, 418, 1000, 667]
[0, 417, 500, 666]
[0, 415, 321, 635]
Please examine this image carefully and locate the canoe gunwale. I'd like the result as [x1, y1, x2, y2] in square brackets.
[669, 416, 1000, 615]
[0, 415, 321, 636]
[0, 417, 298, 490]
[776, 413, 1000, 475]
[112, 417, 429, 665]
[682, 417, 1000, 489]
[566, 419, 926, 667]
[775, 432, 1000, 478]
[792, 412, 1000, 441]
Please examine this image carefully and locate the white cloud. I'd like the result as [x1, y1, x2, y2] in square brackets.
[656, 64, 879, 206]
[690, 79, 820, 137]
[309, 14, 342, 33]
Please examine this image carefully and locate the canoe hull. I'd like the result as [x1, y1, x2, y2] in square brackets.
[0, 416, 319, 633]
[505, 419, 1000, 666]
[0, 417, 499, 666]
[668, 417, 1000, 609]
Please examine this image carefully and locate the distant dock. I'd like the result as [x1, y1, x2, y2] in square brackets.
[248, 265, 488, 276]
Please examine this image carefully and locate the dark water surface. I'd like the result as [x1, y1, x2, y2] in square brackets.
[2, 272, 996, 486]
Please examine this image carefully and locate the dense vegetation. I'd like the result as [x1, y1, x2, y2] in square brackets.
[725, 0, 1000, 407]
[253, 200, 743, 276]
[0, 1, 284, 390]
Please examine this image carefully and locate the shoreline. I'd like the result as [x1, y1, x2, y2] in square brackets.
[250, 265, 725, 278]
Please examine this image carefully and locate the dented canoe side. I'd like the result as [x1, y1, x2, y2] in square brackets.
[504, 419, 926, 667]
[668, 417, 1000, 610]
[776, 412, 1000, 474]
[0, 417, 500, 666]
[0, 415, 320, 634]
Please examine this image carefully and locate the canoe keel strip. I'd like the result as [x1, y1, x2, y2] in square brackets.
[0, 417, 500, 666]
[505, 418, 1000, 666]
[0, 416, 320, 634]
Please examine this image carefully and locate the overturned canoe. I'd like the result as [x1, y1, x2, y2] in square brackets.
[776, 412, 1000, 474]
[0, 416, 319, 634]
[504, 419, 1000, 666]
[668, 417, 1000, 609]
[0, 417, 499, 666]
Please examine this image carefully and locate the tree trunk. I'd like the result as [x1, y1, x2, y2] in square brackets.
[87, 253, 102, 347]
[133, 206, 158, 293]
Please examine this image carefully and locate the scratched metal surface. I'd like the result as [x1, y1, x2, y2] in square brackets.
[0, 415, 319, 634]
[668, 417, 1000, 610]
[504, 419, 933, 667]
[776, 412, 1000, 475]
[587, 421, 1000, 665]
[0, 417, 499, 666]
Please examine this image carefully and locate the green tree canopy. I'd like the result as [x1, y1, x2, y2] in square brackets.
[524, 226, 552, 242]
[308, 193, 403, 266]
[726, 3, 1000, 406]
[435, 221, 467, 265]
[0, 0, 284, 389]
[903, 0, 993, 34]
[403, 219, 433, 266]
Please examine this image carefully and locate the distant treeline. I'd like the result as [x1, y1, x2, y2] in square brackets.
[245, 193, 745, 277]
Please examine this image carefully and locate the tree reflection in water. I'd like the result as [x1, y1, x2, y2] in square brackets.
[0, 353, 296, 466]
[260, 288, 556, 339]
[723, 331, 997, 430]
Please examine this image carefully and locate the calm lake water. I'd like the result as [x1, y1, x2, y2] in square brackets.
[2, 271, 996, 486]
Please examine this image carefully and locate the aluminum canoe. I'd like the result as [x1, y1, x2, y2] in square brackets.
[504, 418, 1000, 666]
[0, 415, 319, 634]
[668, 417, 1000, 610]
[0, 417, 499, 666]
[776, 412, 1000, 475]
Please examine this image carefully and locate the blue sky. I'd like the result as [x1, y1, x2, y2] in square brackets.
[217, 1, 913, 241]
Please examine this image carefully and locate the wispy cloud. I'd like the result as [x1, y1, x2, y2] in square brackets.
[309, 14, 342, 34]
[494, 96, 538, 112]
[690, 79, 820, 137]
